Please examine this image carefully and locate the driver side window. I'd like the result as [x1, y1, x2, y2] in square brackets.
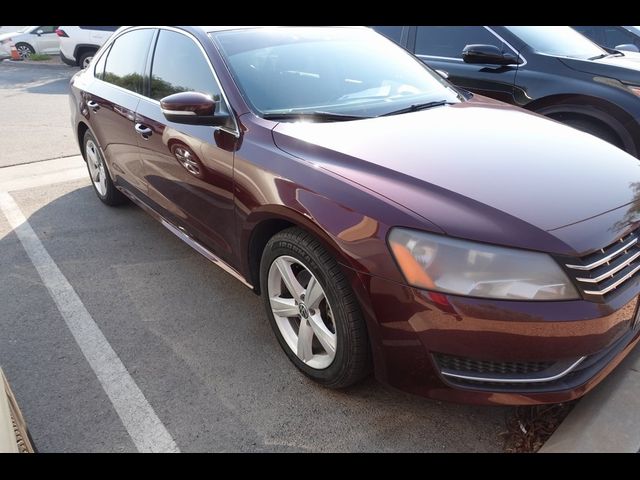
[415, 26, 505, 58]
[35, 26, 57, 34]
[150, 29, 227, 115]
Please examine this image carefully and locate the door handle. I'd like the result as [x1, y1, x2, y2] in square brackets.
[87, 100, 100, 111]
[135, 123, 153, 139]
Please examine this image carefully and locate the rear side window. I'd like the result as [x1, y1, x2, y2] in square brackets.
[415, 26, 504, 58]
[372, 26, 403, 45]
[103, 29, 154, 94]
[150, 29, 225, 110]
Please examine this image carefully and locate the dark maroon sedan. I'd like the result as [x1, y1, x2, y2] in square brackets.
[69, 26, 640, 405]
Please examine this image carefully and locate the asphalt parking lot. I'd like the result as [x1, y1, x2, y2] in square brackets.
[0, 61, 510, 452]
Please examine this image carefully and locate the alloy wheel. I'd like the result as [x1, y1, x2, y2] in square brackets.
[86, 139, 107, 196]
[267, 255, 337, 369]
[17, 45, 31, 59]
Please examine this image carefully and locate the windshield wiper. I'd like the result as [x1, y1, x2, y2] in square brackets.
[588, 53, 610, 60]
[262, 111, 371, 122]
[380, 100, 455, 117]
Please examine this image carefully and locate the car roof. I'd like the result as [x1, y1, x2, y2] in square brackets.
[200, 25, 367, 34]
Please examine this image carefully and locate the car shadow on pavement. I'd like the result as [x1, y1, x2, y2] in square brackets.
[26, 78, 71, 95]
[0, 184, 512, 452]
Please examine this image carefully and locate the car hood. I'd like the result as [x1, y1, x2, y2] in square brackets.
[272, 97, 640, 253]
[559, 54, 640, 84]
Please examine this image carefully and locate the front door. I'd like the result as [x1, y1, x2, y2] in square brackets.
[33, 26, 59, 54]
[135, 29, 239, 264]
[413, 26, 518, 104]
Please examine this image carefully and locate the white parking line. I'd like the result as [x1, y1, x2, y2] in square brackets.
[0, 191, 180, 453]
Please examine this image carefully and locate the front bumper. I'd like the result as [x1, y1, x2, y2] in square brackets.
[349, 269, 640, 405]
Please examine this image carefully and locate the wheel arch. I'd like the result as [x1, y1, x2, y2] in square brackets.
[525, 94, 639, 156]
[73, 44, 100, 65]
[245, 206, 352, 295]
[77, 121, 90, 160]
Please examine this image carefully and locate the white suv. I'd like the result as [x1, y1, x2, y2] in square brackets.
[57, 26, 119, 68]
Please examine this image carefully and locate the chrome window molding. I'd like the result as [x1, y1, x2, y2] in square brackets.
[415, 26, 527, 67]
[91, 25, 240, 138]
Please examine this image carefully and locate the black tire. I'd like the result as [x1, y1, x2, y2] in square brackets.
[82, 130, 128, 206]
[559, 116, 623, 150]
[15, 42, 34, 60]
[260, 227, 371, 388]
[78, 50, 96, 69]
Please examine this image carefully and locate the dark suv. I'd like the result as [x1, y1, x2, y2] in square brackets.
[373, 26, 640, 157]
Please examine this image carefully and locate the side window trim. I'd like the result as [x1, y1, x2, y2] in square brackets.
[93, 26, 240, 138]
[100, 28, 155, 96]
[143, 29, 160, 99]
[147, 27, 239, 137]
[413, 26, 527, 67]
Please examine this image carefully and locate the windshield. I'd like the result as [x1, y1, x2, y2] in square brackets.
[507, 26, 607, 59]
[627, 26, 640, 36]
[18, 26, 36, 33]
[210, 27, 461, 119]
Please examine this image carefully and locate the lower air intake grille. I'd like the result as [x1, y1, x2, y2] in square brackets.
[434, 353, 554, 376]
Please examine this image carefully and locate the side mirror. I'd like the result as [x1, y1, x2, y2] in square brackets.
[160, 92, 228, 126]
[36, 29, 44, 36]
[615, 43, 640, 53]
[462, 44, 520, 65]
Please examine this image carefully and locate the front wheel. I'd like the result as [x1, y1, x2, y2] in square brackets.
[260, 227, 371, 389]
[15, 43, 34, 59]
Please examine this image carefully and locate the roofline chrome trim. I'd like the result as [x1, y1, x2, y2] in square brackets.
[441, 356, 586, 384]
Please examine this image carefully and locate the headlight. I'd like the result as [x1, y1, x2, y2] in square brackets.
[388, 228, 579, 301]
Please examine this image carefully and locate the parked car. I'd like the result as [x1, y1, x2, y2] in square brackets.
[57, 26, 120, 69]
[0, 369, 34, 453]
[372, 26, 640, 157]
[70, 26, 640, 405]
[573, 26, 640, 53]
[0, 26, 59, 59]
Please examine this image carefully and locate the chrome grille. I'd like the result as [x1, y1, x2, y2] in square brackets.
[565, 230, 640, 298]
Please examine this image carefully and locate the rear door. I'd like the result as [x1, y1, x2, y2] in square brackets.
[412, 26, 519, 104]
[134, 29, 239, 263]
[80, 26, 120, 46]
[84, 28, 155, 195]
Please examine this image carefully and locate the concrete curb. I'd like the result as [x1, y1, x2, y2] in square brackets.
[1, 59, 77, 70]
[540, 344, 640, 453]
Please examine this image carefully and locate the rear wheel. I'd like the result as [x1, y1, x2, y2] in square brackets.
[260, 227, 371, 388]
[83, 130, 127, 206]
[78, 50, 96, 69]
[15, 43, 34, 59]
